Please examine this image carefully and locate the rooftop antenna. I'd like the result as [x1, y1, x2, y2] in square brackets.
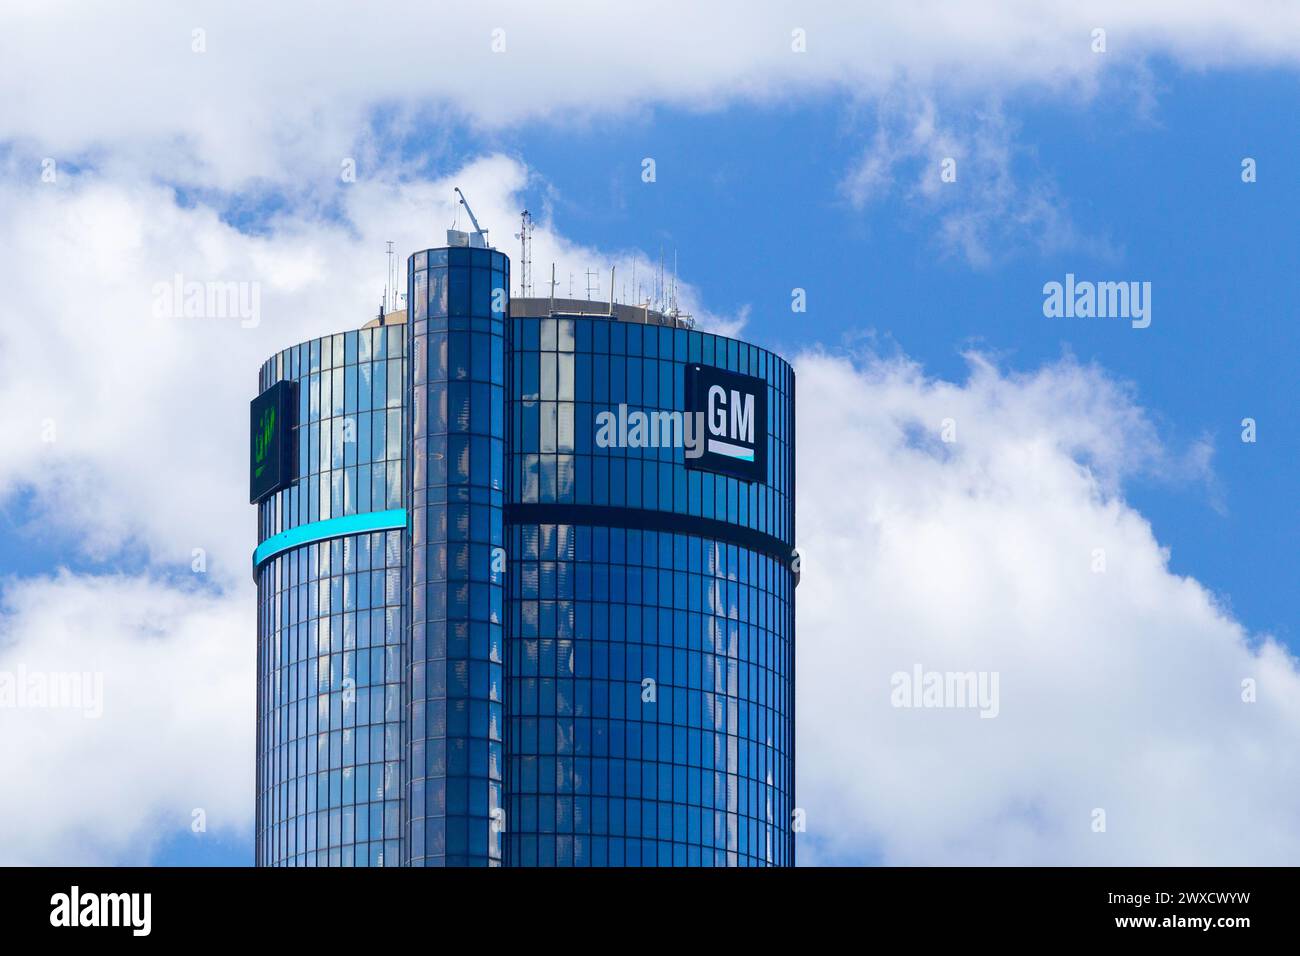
[384, 241, 396, 313]
[514, 210, 533, 297]
[585, 268, 599, 301]
[657, 247, 664, 313]
[672, 250, 678, 315]
[549, 263, 557, 313]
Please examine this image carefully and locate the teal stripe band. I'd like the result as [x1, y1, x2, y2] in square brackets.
[252, 508, 407, 577]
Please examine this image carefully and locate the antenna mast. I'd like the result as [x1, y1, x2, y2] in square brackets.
[658, 247, 664, 313]
[384, 241, 396, 313]
[514, 210, 533, 297]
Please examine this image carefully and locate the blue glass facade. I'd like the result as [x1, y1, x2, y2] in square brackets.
[254, 245, 794, 867]
[255, 325, 408, 866]
[505, 316, 795, 866]
[405, 247, 508, 866]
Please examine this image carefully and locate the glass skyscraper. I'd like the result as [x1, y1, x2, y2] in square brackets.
[253, 239, 795, 867]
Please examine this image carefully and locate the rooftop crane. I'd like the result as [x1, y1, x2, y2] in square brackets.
[453, 187, 489, 246]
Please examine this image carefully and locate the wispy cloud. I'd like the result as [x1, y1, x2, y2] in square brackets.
[842, 93, 1116, 266]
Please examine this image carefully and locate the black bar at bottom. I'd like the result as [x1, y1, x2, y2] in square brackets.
[0, 866, 1285, 942]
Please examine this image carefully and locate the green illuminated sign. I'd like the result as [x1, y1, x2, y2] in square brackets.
[249, 380, 297, 503]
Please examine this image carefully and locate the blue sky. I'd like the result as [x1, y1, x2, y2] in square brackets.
[440, 70, 1296, 640]
[1, 4, 1297, 866]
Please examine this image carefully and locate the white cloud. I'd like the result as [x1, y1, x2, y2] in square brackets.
[2, 2, 1298, 186]
[0, 572, 250, 865]
[5, 3, 1294, 267]
[794, 349, 1300, 864]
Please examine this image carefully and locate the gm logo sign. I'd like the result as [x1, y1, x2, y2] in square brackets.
[686, 364, 766, 483]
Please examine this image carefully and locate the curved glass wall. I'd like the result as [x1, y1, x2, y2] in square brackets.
[255, 325, 407, 866]
[505, 523, 793, 865]
[505, 315, 796, 866]
[508, 317, 794, 543]
[404, 247, 508, 866]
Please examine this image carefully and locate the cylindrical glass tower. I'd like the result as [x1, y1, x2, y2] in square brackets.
[253, 242, 794, 867]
